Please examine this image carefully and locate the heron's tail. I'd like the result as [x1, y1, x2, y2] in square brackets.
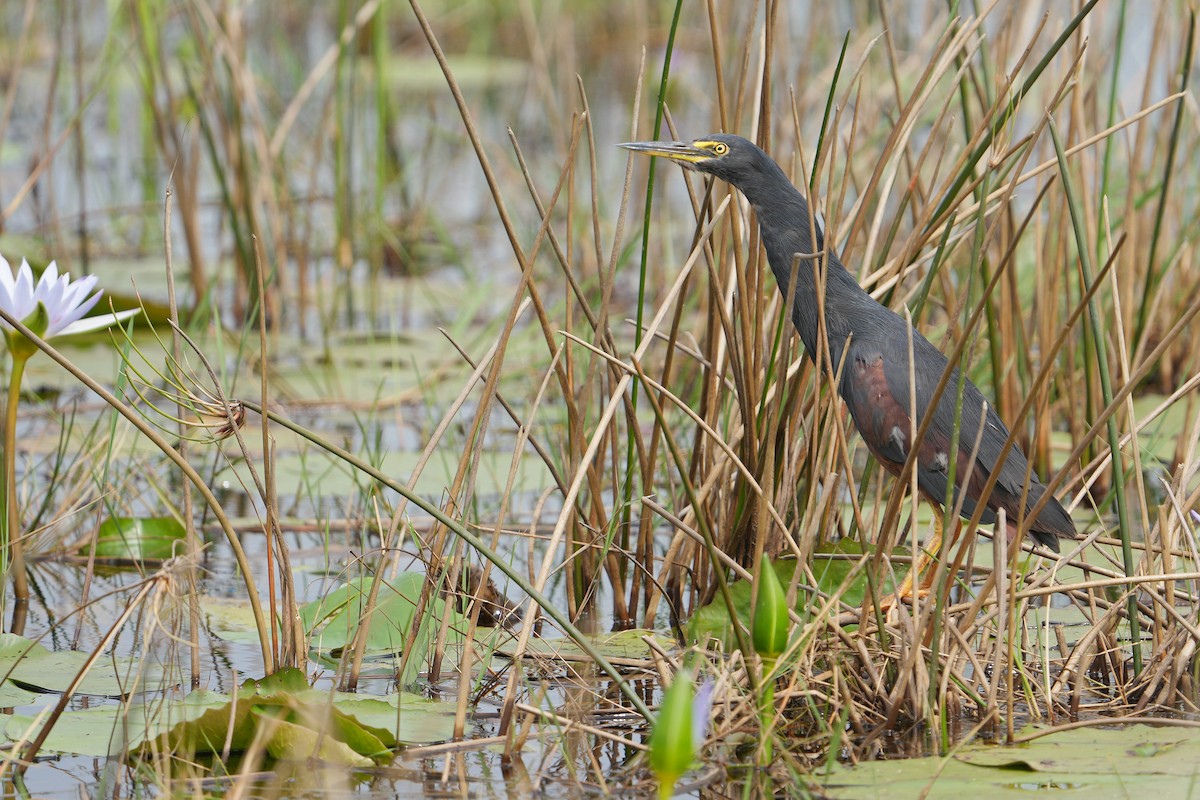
[1026, 483, 1076, 552]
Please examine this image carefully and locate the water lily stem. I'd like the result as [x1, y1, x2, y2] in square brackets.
[759, 656, 776, 764]
[3, 351, 30, 608]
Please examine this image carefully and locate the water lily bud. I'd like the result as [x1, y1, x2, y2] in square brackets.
[648, 668, 695, 797]
[752, 552, 789, 660]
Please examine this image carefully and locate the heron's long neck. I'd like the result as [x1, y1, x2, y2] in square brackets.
[739, 170, 871, 363]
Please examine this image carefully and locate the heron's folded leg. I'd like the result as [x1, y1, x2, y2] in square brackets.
[884, 512, 943, 609]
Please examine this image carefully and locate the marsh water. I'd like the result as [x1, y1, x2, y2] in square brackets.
[1, 1, 1198, 798]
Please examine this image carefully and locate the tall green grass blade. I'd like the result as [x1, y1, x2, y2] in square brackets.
[1134, 9, 1194, 350]
[1049, 117, 1140, 675]
[928, 0, 1102, 229]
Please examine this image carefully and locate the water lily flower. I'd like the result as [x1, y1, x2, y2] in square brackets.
[1, 253, 139, 605]
[0, 256, 136, 350]
[691, 678, 715, 750]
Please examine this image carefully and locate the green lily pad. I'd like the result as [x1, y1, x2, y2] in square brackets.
[301, 572, 466, 685]
[91, 516, 188, 561]
[820, 725, 1200, 798]
[4, 670, 405, 761]
[687, 540, 903, 650]
[497, 628, 672, 665]
[252, 706, 378, 766]
[202, 594, 266, 644]
[321, 693, 456, 746]
[0, 681, 37, 707]
[956, 725, 1200, 776]
[0, 634, 162, 697]
[8, 705, 140, 757]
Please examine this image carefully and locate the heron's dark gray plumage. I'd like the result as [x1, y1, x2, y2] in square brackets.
[621, 133, 1076, 552]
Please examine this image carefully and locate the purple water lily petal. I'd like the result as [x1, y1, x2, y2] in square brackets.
[49, 287, 102, 337]
[0, 255, 133, 345]
[0, 287, 12, 329]
[59, 271, 98, 313]
[39, 273, 71, 330]
[12, 260, 35, 319]
[0, 254, 13, 302]
[692, 678, 715, 749]
[0, 254, 126, 341]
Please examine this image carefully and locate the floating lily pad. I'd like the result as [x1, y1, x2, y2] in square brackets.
[4, 670, 405, 762]
[820, 724, 1200, 798]
[688, 540, 903, 650]
[308, 692, 457, 746]
[91, 516, 188, 561]
[956, 725, 1200, 776]
[0, 681, 37, 707]
[201, 594, 266, 644]
[497, 628, 672, 665]
[5, 690, 228, 757]
[0, 634, 162, 697]
[301, 572, 466, 685]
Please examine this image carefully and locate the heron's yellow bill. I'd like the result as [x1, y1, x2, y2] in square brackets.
[618, 140, 716, 164]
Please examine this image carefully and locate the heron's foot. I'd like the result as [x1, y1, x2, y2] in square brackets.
[877, 581, 933, 618]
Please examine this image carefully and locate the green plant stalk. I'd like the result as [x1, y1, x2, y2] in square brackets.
[1134, 9, 1194, 350]
[1049, 117, 1140, 675]
[808, 30, 851, 194]
[1, 351, 29, 604]
[630, 356, 756, 662]
[930, 171, 990, 742]
[1096, 0, 1128, 245]
[759, 655, 776, 763]
[177, 58, 255, 313]
[927, 0, 1102, 228]
[634, 0, 685, 351]
[240, 399, 653, 721]
[622, 0, 685, 614]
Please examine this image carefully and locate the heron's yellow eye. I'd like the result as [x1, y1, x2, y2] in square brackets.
[712, 143, 729, 155]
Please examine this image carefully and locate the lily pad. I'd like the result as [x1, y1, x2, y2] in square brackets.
[201, 594, 266, 644]
[0, 634, 162, 697]
[312, 692, 457, 746]
[497, 628, 672, 665]
[5, 690, 230, 757]
[687, 540, 903, 650]
[4, 670, 404, 762]
[956, 725, 1200, 776]
[820, 724, 1200, 798]
[301, 572, 466, 685]
[91, 516, 188, 561]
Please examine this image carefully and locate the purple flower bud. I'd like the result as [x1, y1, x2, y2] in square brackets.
[692, 679, 715, 748]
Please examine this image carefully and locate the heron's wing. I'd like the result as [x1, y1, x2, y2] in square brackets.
[841, 340, 995, 521]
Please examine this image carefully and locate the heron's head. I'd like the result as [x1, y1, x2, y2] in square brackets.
[619, 133, 765, 186]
